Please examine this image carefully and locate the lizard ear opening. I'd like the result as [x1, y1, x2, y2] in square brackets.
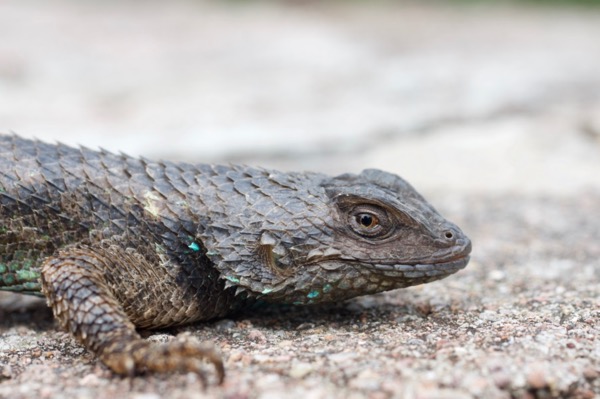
[255, 243, 292, 277]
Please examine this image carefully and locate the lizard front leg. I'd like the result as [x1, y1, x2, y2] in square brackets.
[39, 246, 224, 383]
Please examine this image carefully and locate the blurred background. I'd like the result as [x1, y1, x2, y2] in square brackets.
[1, 0, 599, 197]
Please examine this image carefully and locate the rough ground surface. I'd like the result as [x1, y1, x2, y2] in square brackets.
[1, 1, 599, 398]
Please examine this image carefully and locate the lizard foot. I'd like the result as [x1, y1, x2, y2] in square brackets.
[101, 336, 225, 384]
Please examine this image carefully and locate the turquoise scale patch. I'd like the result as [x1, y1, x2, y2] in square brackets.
[307, 290, 320, 299]
[188, 242, 201, 252]
[16, 269, 39, 282]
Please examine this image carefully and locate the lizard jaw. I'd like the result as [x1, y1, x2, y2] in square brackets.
[372, 255, 470, 278]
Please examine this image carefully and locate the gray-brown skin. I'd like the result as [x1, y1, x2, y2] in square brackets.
[0, 134, 471, 382]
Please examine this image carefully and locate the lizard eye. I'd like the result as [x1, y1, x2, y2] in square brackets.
[348, 205, 393, 239]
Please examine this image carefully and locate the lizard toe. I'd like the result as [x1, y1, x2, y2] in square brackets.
[130, 337, 225, 384]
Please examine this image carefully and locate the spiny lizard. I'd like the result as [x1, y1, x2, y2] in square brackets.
[0, 134, 471, 382]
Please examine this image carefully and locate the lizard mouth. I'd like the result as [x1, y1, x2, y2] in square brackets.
[370, 237, 472, 276]
[372, 255, 470, 277]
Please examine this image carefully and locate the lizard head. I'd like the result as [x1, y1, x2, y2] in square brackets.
[203, 167, 471, 305]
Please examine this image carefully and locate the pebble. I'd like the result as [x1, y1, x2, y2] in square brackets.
[583, 367, 599, 380]
[526, 368, 550, 390]
[349, 369, 381, 391]
[289, 362, 314, 378]
[214, 319, 236, 332]
[327, 352, 359, 364]
[247, 329, 267, 343]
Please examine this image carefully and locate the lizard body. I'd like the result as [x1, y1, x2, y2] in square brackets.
[0, 134, 471, 381]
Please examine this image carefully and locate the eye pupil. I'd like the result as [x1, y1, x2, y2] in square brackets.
[357, 214, 376, 228]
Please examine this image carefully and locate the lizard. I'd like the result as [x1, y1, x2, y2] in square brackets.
[0, 134, 471, 383]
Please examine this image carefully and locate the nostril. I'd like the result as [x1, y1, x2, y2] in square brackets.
[444, 231, 454, 240]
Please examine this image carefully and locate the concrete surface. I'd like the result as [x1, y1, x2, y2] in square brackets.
[0, 1, 599, 398]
